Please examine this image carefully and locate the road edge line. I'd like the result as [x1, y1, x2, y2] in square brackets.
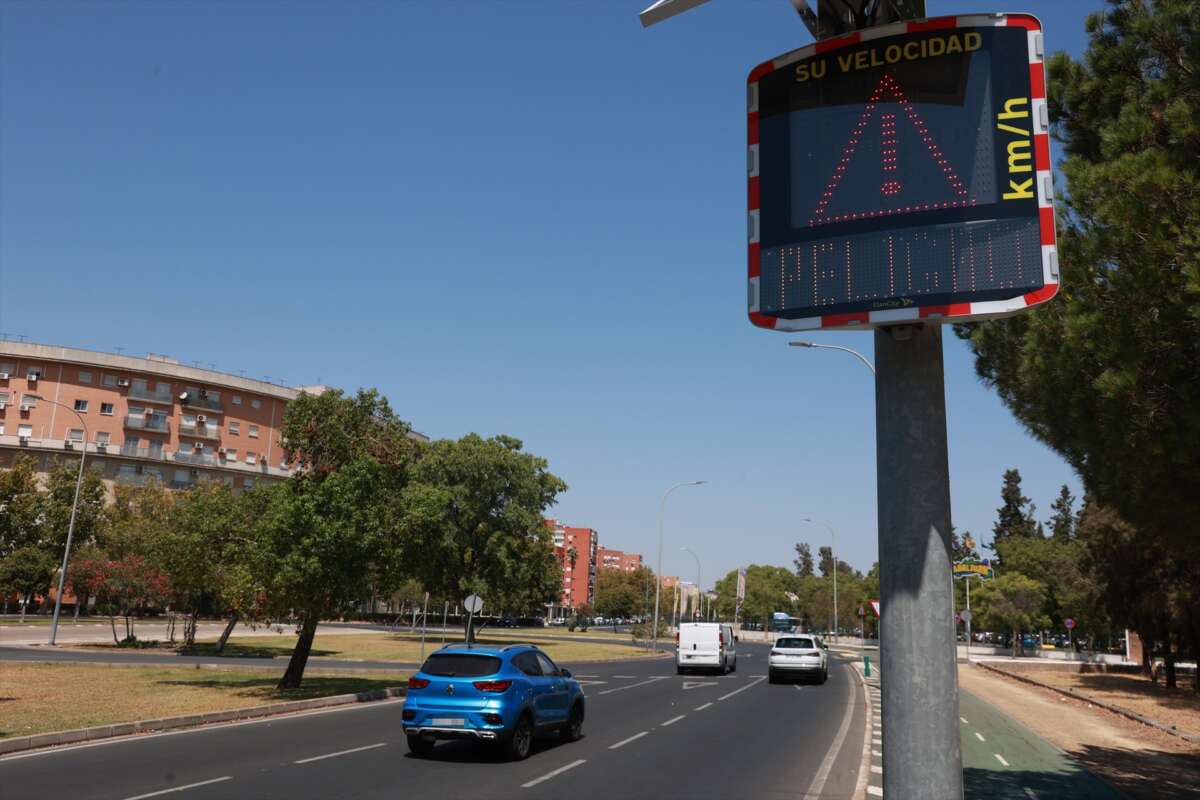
[850, 659, 873, 800]
[0, 686, 407, 757]
[803, 660, 862, 800]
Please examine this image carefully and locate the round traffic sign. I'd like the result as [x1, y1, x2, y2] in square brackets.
[463, 594, 483, 614]
[1064, 617, 1075, 630]
[959, 609, 972, 624]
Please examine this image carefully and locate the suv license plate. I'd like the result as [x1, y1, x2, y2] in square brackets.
[431, 717, 462, 726]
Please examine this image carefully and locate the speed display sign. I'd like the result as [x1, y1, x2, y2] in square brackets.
[747, 14, 1058, 331]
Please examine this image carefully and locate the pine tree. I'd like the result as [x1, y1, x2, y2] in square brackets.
[992, 469, 1038, 548]
[794, 542, 814, 578]
[1048, 485, 1076, 541]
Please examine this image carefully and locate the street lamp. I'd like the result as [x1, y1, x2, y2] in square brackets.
[788, 340, 876, 376]
[681, 546, 701, 620]
[802, 517, 839, 641]
[652, 480, 706, 653]
[26, 395, 90, 646]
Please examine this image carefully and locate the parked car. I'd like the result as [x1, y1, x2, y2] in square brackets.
[402, 644, 585, 760]
[676, 622, 738, 674]
[768, 634, 828, 684]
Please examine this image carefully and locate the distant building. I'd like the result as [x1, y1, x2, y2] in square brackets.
[597, 547, 644, 573]
[547, 519, 599, 611]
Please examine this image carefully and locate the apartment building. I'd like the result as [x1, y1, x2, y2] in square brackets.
[597, 547, 643, 573]
[547, 519, 599, 610]
[0, 341, 313, 492]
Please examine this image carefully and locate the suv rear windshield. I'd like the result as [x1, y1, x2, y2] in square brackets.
[776, 637, 815, 649]
[420, 653, 502, 677]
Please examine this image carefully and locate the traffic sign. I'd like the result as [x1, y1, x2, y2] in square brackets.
[463, 594, 483, 614]
[747, 13, 1058, 332]
[869, 600, 880, 618]
[1064, 617, 1075, 630]
[959, 609, 972, 624]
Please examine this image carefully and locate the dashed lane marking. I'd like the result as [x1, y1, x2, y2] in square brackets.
[695, 702, 713, 711]
[123, 777, 233, 800]
[611, 675, 638, 679]
[872, 749, 881, 757]
[294, 742, 387, 764]
[995, 753, 1010, 767]
[974, 732, 986, 743]
[521, 759, 587, 788]
[717, 676, 766, 701]
[609, 731, 649, 750]
[661, 715, 686, 727]
[793, 685, 804, 691]
[867, 786, 883, 797]
[871, 765, 882, 774]
[1023, 789, 1039, 799]
[961, 717, 969, 724]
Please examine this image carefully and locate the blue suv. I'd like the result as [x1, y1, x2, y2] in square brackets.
[402, 643, 586, 760]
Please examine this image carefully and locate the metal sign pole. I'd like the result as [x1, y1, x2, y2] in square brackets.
[419, 592, 429, 662]
[441, 601, 448, 646]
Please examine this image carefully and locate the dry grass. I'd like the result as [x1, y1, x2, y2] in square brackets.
[0, 662, 407, 739]
[1027, 669, 1200, 737]
[83, 631, 653, 664]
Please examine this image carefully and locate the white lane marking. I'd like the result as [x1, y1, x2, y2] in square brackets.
[793, 685, 805, 691]
[872, 721, 881, 728]
[0, 698, 405, 762]
[1023, 789, 1039, 799]
[695, 702, 713, 711]
[961, 717, 969, 724]
[521, 759, 587, 788]
[871, 765, 882, 774]
[596, 676, 669, 696]
[574, 675, 600, 678]
[872, 737, 882, 745]
[803, 663, 859, 800]
[661, 715, 686, 727]
[717, 676, 766, 701]
[612, 675, 638, 679]
[123, 777, 233, 800]
[608, 731, 649, 750]
[868, 786, 883, 797]
[872, 749, 882, 757]
[975, 732, 986, 742]
[294, 742, 386, 764]
[995, 753, 1010, 767]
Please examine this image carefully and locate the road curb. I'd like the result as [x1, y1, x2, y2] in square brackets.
[975, 662, 1200, 744]
[0, 686, 406, 757]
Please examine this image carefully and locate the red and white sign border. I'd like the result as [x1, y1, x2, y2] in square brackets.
[747, 13, 1059, 332]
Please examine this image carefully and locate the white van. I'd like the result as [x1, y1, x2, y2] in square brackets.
[676, 622, 737, 674]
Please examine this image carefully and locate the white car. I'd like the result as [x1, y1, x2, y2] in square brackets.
[676, 622, 737, 674]
[768, 634, 828, 684]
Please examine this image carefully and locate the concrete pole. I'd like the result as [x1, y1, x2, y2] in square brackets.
[875, 323, 963, 800]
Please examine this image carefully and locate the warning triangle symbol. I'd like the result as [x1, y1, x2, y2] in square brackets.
[808, 72, 975, 227]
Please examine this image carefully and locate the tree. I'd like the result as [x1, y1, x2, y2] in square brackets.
[259, 388, 418, 689]
[1048, 485, 1077, 542]
[991, 469, 1038, 548]
[0, 457, 43, 559]
[399, 434, 566, 620]
[714, 565, 799, 626]
[76, 554, 172, 643]
[949, 524, 979, 562]
[973, 573, 1049, 657]
[794, 542, 814, 578]
[41, 460, 108, 557]
[818, 546, 835, 578]
[594, 570, 639, 630]
[0, 545, 57, 621]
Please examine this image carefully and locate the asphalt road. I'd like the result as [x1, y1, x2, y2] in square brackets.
[0, 641, 868, 800]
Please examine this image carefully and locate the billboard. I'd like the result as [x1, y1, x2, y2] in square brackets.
[953, 558, 995, 580]
[736, 567, 747, 601]
[747, 14, 1058, 331]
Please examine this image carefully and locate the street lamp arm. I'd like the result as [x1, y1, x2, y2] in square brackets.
[789, 341, 877, 376]
[652, 481, 706, 652]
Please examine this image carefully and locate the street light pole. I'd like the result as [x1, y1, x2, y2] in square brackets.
[802, 517, 838, 641]
[681, 546, 701, 621]
[28, 395, 90, 647]
[652, 481, 705, 652]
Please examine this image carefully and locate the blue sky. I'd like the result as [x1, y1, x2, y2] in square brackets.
[0, 1, 1105, 587]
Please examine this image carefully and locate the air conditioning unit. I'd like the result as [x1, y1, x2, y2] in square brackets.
[18, 435, 29, 445]
[0, 401, 6, 410]
[96, 443, 108, 452]
[117, 378, 130, 387]
[218, 447, 226, 455]
[196, 414, 207, 423]
[199, 389, 208, 398]
[193, 442, 202, 450]
[27, 373, 39, 381]
[178, 391, 189, 401]
[0, 372, 9, 380]
[190, 468, 200, 477]
[64, 440, 75, 449]
[19, 404, 32, 412]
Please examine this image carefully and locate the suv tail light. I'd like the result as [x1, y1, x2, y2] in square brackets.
[719, 631, 725, 646]
[675, 632, 680, 645]
[407, 677, 430, 689]
[473, 680, 512, 693]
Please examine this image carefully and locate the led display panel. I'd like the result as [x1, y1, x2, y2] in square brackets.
[747, 14, 1058, 331]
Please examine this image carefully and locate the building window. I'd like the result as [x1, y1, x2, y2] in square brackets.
[0, 391, 9, 406]
[251, 399, 261, 409]
[245, 452, 257, 465]
[0, 362, 15, 377]
[248, 425, 259, 438]
[182, 414, 196, 427]
[78, 370, 92, 384]
[100, 403, 115, 416]
[21, 394, 37, 408]
[224, 449, 237, 462]
[232, 395, 242, 405]
[18, 424, 32, 438]
[74, 399, 89, 412]
[0, 424, 4, 435]
[67, 429, 84, 442]
[228, 421, 240, 435]
[95, 431, 111, 445]
[103, 374, 119, 388]
[26, 366, 43, 381]
[243, 477, 254, 489]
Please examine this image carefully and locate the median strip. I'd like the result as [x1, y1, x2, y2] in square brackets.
[521, 758, 587, 788]
[123, 776, 233, 800]
[293, 741, 387, 764]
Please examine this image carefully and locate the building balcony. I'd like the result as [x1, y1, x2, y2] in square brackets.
[124, 415, 170, 434]
[128, 384, 174, 405]
[119, 443, 167, 460]
[178, 422, 220, 441]
[180, 391, 223, 413]
[173, 450, 218, 467]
